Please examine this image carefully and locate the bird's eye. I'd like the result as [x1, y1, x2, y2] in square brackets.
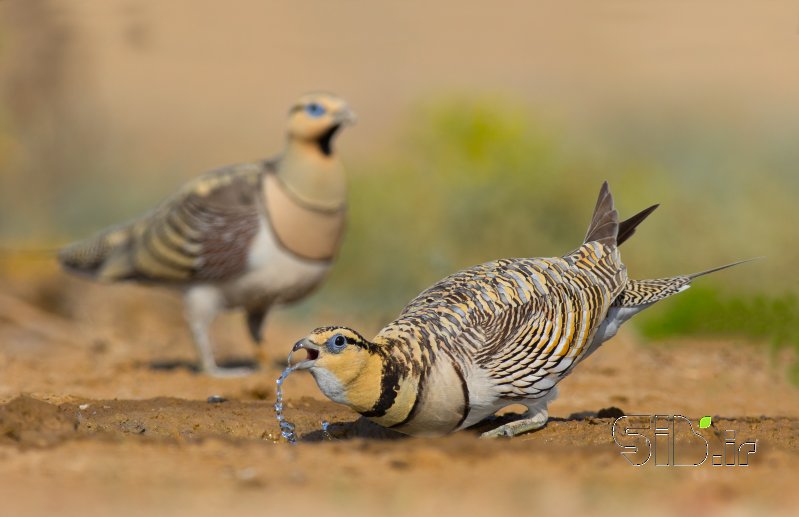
[326, 333, 347, 353]
[305, 103, 326, 118]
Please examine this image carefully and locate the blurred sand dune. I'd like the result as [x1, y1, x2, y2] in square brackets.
[3, 0, 799, 164]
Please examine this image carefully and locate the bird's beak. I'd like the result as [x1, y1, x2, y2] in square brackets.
[334, 107, 357, 126]
[289, 339, 320, 369]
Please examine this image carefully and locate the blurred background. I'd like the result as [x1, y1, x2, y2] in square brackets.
[2, 3, 799, 516]
[0, 0, 797, 374]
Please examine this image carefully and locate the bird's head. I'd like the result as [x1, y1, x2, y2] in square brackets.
[290, 326, 381, 407]
[287, 93, 356, 156]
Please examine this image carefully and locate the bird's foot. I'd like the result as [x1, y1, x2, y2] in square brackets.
[480, 410, 548, 439]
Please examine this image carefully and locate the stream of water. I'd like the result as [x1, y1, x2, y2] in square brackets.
[274, 361, 299, 444]
[274, 351, 337, 444]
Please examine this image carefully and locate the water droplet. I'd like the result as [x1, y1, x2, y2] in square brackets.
[321, 420, 333, 441]
[273, 355, 299, 445]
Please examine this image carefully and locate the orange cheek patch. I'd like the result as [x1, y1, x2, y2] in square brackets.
[336, 353, 383, 414]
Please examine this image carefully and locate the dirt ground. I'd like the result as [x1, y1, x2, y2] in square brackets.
[1, 267, 798, 517]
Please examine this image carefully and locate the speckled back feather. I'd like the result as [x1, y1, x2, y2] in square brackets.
[58, 162, 271, 283]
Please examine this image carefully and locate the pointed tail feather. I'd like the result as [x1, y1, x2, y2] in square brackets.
[617, 204, 659, 247]
[583, 181, 619, 247]
[57, 224, 136, 281]
[583, 182, 659, 248]
[685, 257, 763, 280]
[614, 258, 761, 308]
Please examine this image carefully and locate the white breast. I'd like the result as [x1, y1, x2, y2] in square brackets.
[458, 365, 507, 430]
[220, 217, 330, 307]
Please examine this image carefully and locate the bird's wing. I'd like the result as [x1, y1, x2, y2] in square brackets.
[464, 246, 625, 399]
[124, 162, 271, 282]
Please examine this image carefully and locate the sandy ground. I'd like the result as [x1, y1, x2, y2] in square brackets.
[1, 267, 798, 517]
[2, 2, 799, 515]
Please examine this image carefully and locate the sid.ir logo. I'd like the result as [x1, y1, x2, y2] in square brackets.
[612, 415, 757, 467]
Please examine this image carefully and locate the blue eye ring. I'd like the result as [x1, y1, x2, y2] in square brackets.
[326, 334, 347, 354]
[305, 103, 326, 118]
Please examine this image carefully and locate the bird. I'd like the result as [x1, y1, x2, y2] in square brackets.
[58, 93, 356, 377]
[288, 182, 752, 437]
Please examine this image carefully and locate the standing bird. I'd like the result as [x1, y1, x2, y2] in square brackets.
[289, 182, 751, 437]
[59, 93, 355, 376]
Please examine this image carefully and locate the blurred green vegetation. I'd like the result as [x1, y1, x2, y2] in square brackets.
[316, 98, 796, 306]
[637, 287, 799, 383]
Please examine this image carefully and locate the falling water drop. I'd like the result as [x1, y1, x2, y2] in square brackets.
[274, 358, 299, 445]
[321, 420, 332, 441]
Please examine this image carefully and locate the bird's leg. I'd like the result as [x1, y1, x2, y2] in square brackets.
[480, 407, 548, 438]
[481, 387, 558, 439]
[245, 302, 273, 345]
[185, 286, 254, 378]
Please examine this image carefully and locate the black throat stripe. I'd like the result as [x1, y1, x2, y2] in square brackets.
[316, 124, 341, 156]
[360, 354, 401, 419]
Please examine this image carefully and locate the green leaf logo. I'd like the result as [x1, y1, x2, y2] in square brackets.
[699, 416, 712, 429]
